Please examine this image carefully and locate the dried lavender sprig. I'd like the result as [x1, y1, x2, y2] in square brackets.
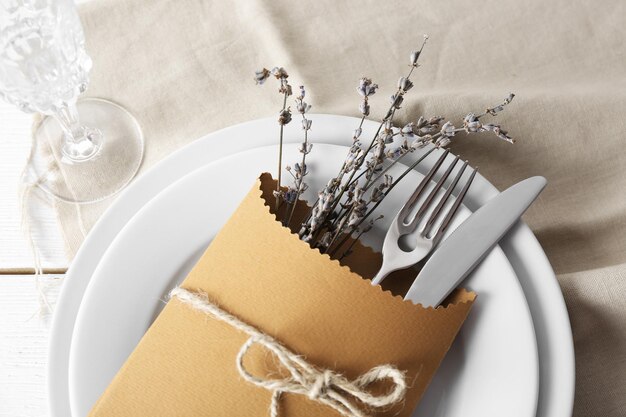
[354, 94, 516, 203]
[478, 93, 515, 118]
[325, 175, 392, 252]
[328, 147, 436, 256]
[324, 125, 426, 239]
[286, 86, 312, 227]
[328, 35, 429, 208]
[310, 129, 391, 247]
[257, 46, 516, 258]
[327, 91, 516, 248]
[329, 94, 516, 254]
[337, 130, 415, 193]
[310, 36, 430, 246]
[298, 144, 362, 233]
[304, 48, 415, 241]
[328, 152, 401, 230]
[255, 67, 293, 213]
[321, 83, 377, 205]
[276, 98, 291, 211]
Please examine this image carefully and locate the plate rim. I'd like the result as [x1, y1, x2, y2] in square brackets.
[48, 113, 574, 417]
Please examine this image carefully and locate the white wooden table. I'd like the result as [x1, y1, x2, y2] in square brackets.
[0, 275, 62, 417]
[0, 101, 68, 416]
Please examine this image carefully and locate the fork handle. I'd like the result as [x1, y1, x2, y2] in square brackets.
[371, 265, 390, 286]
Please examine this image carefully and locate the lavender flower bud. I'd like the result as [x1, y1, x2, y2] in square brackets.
[486, 93, 515, 116]
[284, 188, 297, 204]
[321, 193, 334, 212]
[440, 121, 456, 138]
[354, 187, 364, 202]
[463, 113, 481, 133]
[390, 93, 404, 109]
[319, 231, 334, 249]
[273, 189, 284, 201]
[410, 50, 421, 66]
[436, 137, 451, 148]
[359, 101, 370, 116]
[419, 125, 437, 135]
[497, 130, 515, 143]
[489, 105, 504, 114]
[299, 142, 313, 154]
[296, 100, 311, 114]
[398, 77, 413, 92]
[271, 67, 289, 79]
[409, 35, 429, 66]
[401, 122, 416, 137]
[301, 118, 312, 130]
[356, 78, 378, 97]
[484, 125, 515, 143]
[294, 162, 307, 176]
[348, 211, 363, 228]
[278, 108, 292, 125]
[386, 147, 404, 159]
[371, 187, 384, 202]
[353, 127, 362, 139]
[411, 138, 428, 150]
[344, 152, 357, 171]
[254, 68, 271, 85]
[429, 116, 444, 125]
[279, 80, 292, 96]
[374, 138, 386, 160]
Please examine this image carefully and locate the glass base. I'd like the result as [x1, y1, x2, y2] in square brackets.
[28, 98, 144, 203]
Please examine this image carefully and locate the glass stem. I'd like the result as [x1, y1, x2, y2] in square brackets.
[52, 99, 102, 162]
[53, 99, 85, 145]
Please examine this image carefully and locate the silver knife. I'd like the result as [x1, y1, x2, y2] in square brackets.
[404, 176, 546, 306]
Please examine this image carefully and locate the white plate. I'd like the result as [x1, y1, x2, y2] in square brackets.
[69, 143, 538, 417]
[49, 114, 574, 417]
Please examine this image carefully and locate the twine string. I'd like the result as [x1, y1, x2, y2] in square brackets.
[170, 287, 407, 417]
[19, 114, 58, 316]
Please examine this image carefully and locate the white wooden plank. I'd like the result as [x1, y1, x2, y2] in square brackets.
[0, 274, 63, 417]
[0, 102, 69, 270]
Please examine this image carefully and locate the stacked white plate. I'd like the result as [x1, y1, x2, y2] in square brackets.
[48, 115, 575, 417]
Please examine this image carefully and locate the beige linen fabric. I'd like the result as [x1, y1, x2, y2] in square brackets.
[60, 0, 626, 415]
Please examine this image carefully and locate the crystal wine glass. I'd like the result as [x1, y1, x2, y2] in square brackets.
[0, 0, 143, 203]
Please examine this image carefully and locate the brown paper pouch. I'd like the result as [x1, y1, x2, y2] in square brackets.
[88, 173, 475, 417]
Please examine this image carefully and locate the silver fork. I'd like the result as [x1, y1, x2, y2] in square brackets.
[371, 149, 477, 285]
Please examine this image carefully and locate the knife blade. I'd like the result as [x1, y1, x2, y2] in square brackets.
[404, 176, 546, 307]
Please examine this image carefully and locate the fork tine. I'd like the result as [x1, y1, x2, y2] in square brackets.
[430, 167, 477, 247]
[421, 160, 468, 237]
[406, 155, 460, 231]
[398, 150, 449, 229]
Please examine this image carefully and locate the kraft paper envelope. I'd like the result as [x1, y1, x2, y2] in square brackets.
[88, 173, 476, 417]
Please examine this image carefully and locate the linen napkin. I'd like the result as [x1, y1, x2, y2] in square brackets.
[57, 0, 626, 415]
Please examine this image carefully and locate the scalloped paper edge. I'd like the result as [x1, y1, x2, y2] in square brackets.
[256, 172, 476, 312]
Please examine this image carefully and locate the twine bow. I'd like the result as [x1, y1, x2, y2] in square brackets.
[170, 287, 407, 417]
